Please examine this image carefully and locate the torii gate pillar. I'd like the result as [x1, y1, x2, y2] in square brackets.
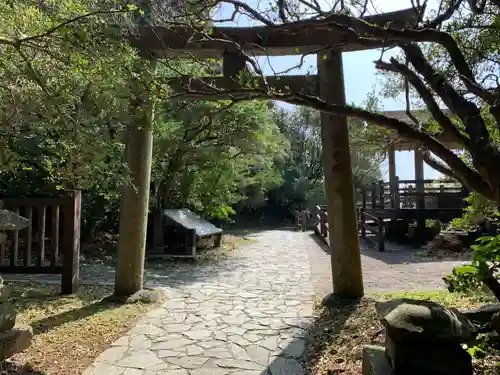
[317, 50, 364, 298]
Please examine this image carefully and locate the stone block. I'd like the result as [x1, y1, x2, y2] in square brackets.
[461, 303, 500, 325]
[0, 324, 33, 360]
[375, 298, 476, 343]
[362, 345, 393, 375]
[376, 298, 475, 375]
[385, 334, 472, 375]
[0, 304, 16, 333]
[0, 276, 11, 303]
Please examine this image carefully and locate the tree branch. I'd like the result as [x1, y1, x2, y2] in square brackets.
[402, 44, 490, 144]
[216, 0, 274, 26]
[20, 9, 130, 44]
[426, 0, 464, 28]
[375, 57, 472, 149]
[285, 94, 492, 199]
[182, 82, 490, 198]
[0, 8, 131, 48]
[277, 11, 475, 82]
[422, 150, 458, 179]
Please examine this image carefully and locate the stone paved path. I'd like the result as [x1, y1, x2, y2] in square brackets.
[306, 234, 469, 296]
[3, 229, 469, 375]
[83, 230, 315, 375]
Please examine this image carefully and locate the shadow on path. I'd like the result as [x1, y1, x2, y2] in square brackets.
[312, 230, 470, 266]
[309, 233, 330, 255]
[0, 362, 47, 375]
[32, 299, 120, 335]
[2, 248, 251, 290]
[360, 237, 471, 265]
[263, 296, 361, 375]
[307, 231, 467, 293]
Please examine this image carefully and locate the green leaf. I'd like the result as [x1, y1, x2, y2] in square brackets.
[454, 265, 478, 275]
[477, 236, 495, 244]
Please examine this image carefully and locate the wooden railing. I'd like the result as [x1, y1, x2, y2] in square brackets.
[358, 209, 385, 251]
[0, 191, 81, 294]
[315, 206, 328, 240]
[294, 210, 309, 232]
[316, 205, 385, 251]
[314, 179, 466, 252]
[356, 178, 468, 210]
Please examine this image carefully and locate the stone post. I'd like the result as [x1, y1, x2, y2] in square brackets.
[317, 50, 363, 298]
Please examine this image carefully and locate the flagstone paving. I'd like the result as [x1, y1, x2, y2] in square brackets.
[82, 230, 316, 375]
[32, 229, 466, 375]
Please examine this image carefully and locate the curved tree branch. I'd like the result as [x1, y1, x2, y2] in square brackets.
[426, 0, 465, 28]
[468, 0, 488, 13]
[422, 150, 457, 179]
[286, 93, 493, 198]
[174, 77, 491, 199]
[376, 57, 472, 149]
[402, 43, 491, 144]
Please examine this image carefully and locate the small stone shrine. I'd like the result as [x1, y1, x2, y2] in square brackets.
[0, 201, 33, 360]
[363, 298, 477, 375]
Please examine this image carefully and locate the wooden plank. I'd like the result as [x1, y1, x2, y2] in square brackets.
[365, 218, 393, 224]
[24, 207, 32, 267]
[11, 206, 19, 267]
[61, 191, 81, 295]
[0, 192, 83, 293]
[0, 265, 63, 274]
[51, 206, 60, 266]
[377, 216, 385, 251]
[0, 196, 73, 207]
[396, 179, 457, 184]
[37, 206, 46, 267]
[128, 8, 420, 58]
[0, 237, 5, 266]
[360, 208, 366, 238]
[364, 208, 465, 221]
[398, 192, 463, 197]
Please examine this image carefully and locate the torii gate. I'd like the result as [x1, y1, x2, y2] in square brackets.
[127, 7, 420, 298]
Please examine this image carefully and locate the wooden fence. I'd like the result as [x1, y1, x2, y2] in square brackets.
[0, 191, 81, 294]
[357, 178, 468, 210]
[314, 179, 467, 253]
[315, 206, 328, 240]
[316, 205, 385, 251]
[358, 209, 385, 251]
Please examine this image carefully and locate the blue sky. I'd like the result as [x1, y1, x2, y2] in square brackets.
[214, 0, 442, 181]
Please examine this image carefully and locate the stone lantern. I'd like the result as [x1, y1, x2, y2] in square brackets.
[0, 201, 33, 360]
[363, 298, 477, 375]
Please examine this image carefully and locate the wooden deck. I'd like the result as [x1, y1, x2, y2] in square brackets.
[315, 178, 468, 251]
[364, 208, 464, 222]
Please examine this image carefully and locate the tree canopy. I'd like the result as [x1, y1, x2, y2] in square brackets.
[270, 104, 382, 212]
[0, 1, 386, 237]
[143, 0, 500, 208]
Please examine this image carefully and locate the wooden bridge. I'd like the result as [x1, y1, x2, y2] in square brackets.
[315, 178, 468, 251]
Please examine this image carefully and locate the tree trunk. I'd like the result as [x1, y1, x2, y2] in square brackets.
[318, 51, 364, 298]
[482, 274, 500, 302]
[114, 84, 155, 297]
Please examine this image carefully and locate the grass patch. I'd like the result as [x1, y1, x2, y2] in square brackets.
[372, 290, 493, 308]
[304, 290, 496, 375]
[1, 282, 156, 375]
